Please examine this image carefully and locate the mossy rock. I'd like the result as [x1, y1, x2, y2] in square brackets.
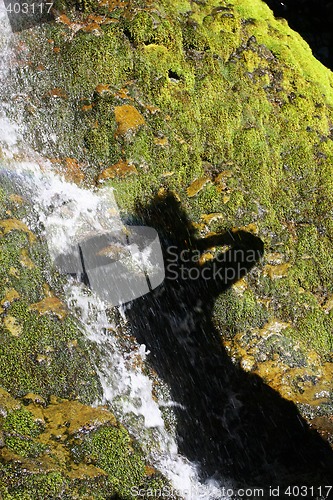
[0, 180, 101, 403]
[3, 0, 333, 474]
[11, 0, 333, 354]
[0, 391, 172, 499]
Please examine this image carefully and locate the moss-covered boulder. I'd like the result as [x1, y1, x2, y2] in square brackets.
[0, 389, 171, 499]
[9, 0, 333, 419]
[2, 0, 333, 492]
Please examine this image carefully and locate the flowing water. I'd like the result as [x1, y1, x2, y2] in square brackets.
[0, 2, 230, 498]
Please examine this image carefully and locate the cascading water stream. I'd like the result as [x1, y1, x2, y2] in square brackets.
[0, 2, 229, 497]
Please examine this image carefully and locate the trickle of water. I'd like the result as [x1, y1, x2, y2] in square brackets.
[0, 1, 231, 497]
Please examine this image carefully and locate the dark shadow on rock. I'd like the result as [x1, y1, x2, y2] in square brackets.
[125, 192, 333, 492]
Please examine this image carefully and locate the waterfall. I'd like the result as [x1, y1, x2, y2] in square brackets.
[0, 2, 230, 498]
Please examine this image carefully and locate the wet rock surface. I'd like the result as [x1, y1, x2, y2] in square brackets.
[0, 389, 171, 499]
[1, 0, 333, 495]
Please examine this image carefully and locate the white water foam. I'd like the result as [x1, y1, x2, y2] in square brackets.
[0, 2, 230, 497]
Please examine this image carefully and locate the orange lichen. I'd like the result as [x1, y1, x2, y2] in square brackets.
[81, 103, 93, 112]
[57, 14, 71, 26]
[86, 14, 105, 23]
[114, 105, 145, 137]
[200, 213, 224, 225]
[98, 160, 138, 181]
[154, 136, 169, 146]
[81, 22, 101, 33]
[30, 296, 68, 320]
[45, 88, 68, 99]
[51, 157, 85, 184]
[114, 88, 133, 100]
[95, 84, 111, 95]
[264, 263, 291, 279]
[145, 104, 160, 114]
[63, 157, 85, 183]
[186, 177, 210, 197]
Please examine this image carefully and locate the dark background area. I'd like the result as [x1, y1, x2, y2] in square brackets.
[264, 0, 333, 70]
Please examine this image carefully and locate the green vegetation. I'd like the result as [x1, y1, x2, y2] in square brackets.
[14, 0, 332, 355]
[0, 392, 171, 499]
[1, 0, 333, 494]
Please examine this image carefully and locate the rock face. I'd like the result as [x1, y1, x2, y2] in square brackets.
[1, 0, 333, 494]
[0, 389, 170, 498]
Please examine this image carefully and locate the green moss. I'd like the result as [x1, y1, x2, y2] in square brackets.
[9, 472, 68, 500]
[213, 288, 268, 336]
[80, 424, 145, 498]
[4, 408, 40, 437]
[0, 185, 101, 403]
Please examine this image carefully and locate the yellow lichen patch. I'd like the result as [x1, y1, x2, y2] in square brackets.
[161, 171, 174, 178]
[154, 136, 169, 146]
[146, 104, 160, 114]
[20, 248, 35, 269]
[259, 319, 290, 339]
[1, 288, 20, 304]
[198, 251, 214, 265]
[0, 218, 36, 244]
[214, 170, 233, 191]
[0, 288, 20, 313]
[30, 296, 68, 320]
[114, 105, 145, 137]
[0, 387, 21, 414]
[263, 263, 291, 279]
[22, 393, 46, 406]
[9, 194, 24, 205]
[239, 223, 258, 234]
[4, 316, 22, 337]
[9, 267, 19, 277]
[57, 14, 71, 26]
[67, 463, 108, 480]
[144, 465, 156, 477]
[323, 294, 333, 313]
[95, 83, 111, 94]
[255, 361, 333, 406]
[81, 103, 93, 112]
[232, 277, 248, 295]
[186, 177, 210, 197]
[98, 160, 138, 182]
[45, 88, 68, 99]
[200, 213, 224, 225]
[40, 400, 116, 442]
[190, 221, 206, 232]
[265, 252, 285, 265]
[114, 87, 132, 100]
